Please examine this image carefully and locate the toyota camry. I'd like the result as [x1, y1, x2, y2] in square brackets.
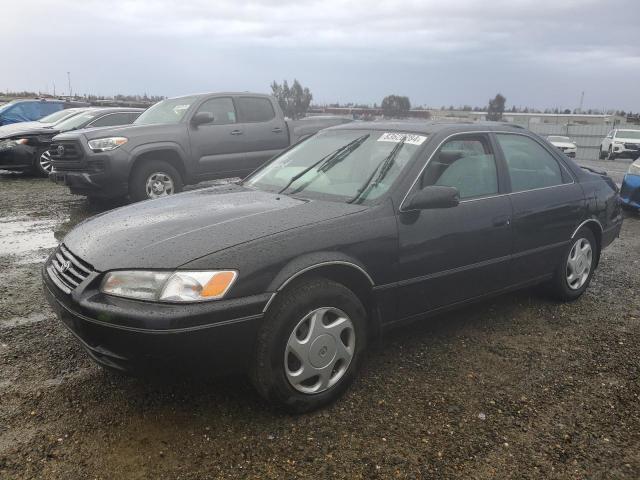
[43, 121, 623, 412]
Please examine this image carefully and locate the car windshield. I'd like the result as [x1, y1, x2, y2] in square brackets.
[245, 129, 427, 204]
[38, 109, 79, 124]
[548, 136, 571, 142]
[55, 111, 100, 131]
[0, 102, 15, 114]
[134, 96, 197, 125]
[616, 130, 640, 140]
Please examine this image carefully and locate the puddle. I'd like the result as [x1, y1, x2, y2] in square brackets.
[0, 216, 59, 256]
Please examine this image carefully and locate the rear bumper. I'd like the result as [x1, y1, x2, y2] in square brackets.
[43, 266, 269, 373]
[620, 174, 640, 210]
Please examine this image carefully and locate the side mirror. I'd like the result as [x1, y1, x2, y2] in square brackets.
[191, 111, 214, 126]
[404, 185, 460, 210]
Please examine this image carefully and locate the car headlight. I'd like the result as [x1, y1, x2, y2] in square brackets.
[100, 270, 237, 302]
[628, 160, 640, 176]
[88, 137, 128, 152]
[0, 138, 28, 151]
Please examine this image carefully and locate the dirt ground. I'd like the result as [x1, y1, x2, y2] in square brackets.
[0, 167, 639, 480]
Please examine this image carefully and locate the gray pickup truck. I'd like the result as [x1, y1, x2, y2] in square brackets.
[49, 93, 350, 201]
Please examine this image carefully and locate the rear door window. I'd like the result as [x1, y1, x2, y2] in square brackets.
[496, 134, 567, 192]
[236, 97, 276, 123]
[421, 135, 498, 200]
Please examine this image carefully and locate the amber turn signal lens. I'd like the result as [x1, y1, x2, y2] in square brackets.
[201, 271, 237, 298]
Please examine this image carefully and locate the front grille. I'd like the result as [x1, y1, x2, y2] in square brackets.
[624, 143, 640, 150]
[50, 141, 82, 160]
[46, 244, 94, 294]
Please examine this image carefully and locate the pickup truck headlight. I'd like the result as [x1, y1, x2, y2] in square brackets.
[0, 138, 28, 151]
[100, 270, 237, 302]
[88, 137, 128, 152]
[628, 160, 640, 176]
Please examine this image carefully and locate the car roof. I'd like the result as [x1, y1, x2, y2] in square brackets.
[326, 120, 527, 135]
[88, 107, 145, 113]
[169, 92, 272, 100]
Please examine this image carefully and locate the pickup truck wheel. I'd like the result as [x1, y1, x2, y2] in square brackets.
[32, 149, 54, 177]
[130, 161, 183, 201]
[250, 277, 367, 413]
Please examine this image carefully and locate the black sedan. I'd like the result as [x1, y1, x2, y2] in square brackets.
[43, 122, 623, 412]
[0, 107, 143, 176]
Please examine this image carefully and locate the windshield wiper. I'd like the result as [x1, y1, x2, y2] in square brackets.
[347, 136, 406, 204]
[277, 134, 370, 195]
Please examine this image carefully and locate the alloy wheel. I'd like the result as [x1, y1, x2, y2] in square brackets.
[145, 172, 175, 198]
[39, 150, 53, 174]
[284, 307, 355, 394]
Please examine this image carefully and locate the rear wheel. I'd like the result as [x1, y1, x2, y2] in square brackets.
[549, 228, 597, 301]
[129, 160, 183, 202]
[32, 149, 54, 177]
[250, 277, 368, 413]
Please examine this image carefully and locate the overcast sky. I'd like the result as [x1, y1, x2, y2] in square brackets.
[3, 0, 639, 111]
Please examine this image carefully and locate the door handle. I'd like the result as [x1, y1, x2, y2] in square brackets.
[230, 130, 243, 135]
[272, 127, 283, 133]
[492, 215, 511, 227]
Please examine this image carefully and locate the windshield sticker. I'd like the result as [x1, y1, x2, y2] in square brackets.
[377, 132, 427, 145]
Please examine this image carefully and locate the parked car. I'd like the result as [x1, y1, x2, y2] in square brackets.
[43, 121, 623, 412]
[547, 135, 577, 158]
[619, 158, 640, 211]
[0, 98, 89, 126]
[599, 128, 640, 160]
[49, 92, 351, 202]
[0, 107, 143, 176]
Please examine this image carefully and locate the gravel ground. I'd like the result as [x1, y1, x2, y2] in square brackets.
[0, 171, 639, 480]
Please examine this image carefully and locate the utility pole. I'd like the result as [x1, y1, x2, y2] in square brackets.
[53, 81, 56, 97]
[67, 72, 72, 99]
[578, 91, 584, 113]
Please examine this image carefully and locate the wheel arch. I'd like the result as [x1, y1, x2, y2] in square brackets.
[129, 144, 188, 182]
[572, 218, 603, 266]
[263, 256, 380, 339]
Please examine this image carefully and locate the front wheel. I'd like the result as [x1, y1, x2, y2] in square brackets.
[598, 147, 606, 160]
[33, 149, 54, 177]
[549, 228, 597, 301]
[129, 160, 183, 202]
[607, 146, 616, 161]
[250, 277, 368, 413]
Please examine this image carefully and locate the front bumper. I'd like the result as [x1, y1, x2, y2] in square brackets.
[0, 144, 37, 170]
[49, 142, 131, 198]
[611, 145, 640, 159]
[620, 174, 640, 210]
[42, 263, 269, 373]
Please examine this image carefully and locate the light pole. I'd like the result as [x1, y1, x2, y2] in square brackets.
[67, 72, 72, 99]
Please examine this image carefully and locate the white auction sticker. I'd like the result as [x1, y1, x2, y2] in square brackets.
[377, 132, 427, 145]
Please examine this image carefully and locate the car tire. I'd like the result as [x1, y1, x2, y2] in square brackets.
[32, 149, 54, 177]
[250, 277, 368, 413]
[607, 146, 616, 161]
[598, 147, 606, 160]
[129, 160, 183, 202]
[549, 227, 598, 301]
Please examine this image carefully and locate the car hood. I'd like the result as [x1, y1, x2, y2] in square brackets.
[63, 185, 367, 271]
[551, 141, 576, 148]
[614, 137, 640, 143]
[0, 122, 56, 140]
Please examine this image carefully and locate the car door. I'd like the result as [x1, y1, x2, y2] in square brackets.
[395, 133, 513, 318]
[494, 133, 585, 284]
[188, 96, 249, 178]
[233, 96, 290, 174]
